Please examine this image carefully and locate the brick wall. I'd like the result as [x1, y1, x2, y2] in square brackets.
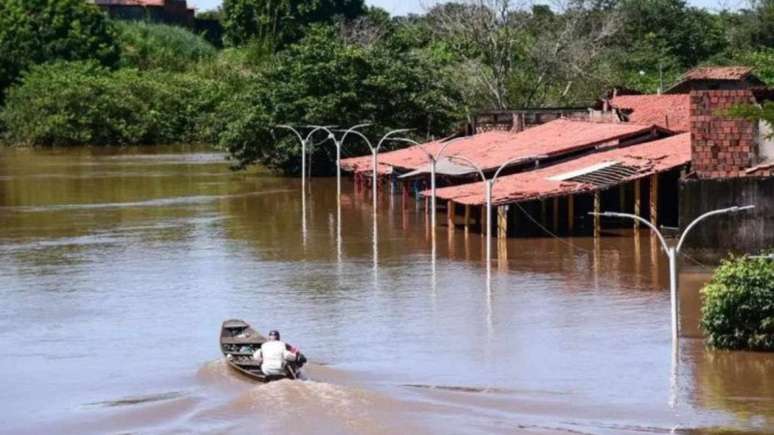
[690, 90, 758, 178]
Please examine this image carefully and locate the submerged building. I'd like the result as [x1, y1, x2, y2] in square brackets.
[93, 0, 195, 28]
[341, 66, 774, 255]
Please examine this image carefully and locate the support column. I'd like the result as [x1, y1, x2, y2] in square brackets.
[593, 191, 601, 238]
[401, 182, 409, 209]
[447, 200, 456, 230]
[634, 179, 641, 230]
[497, 206, 508, 239]
[464, 204, 471, 234]
[649, 174, 659, 228]
[619, 183, 626, 212]
[567, 195, 575, 235]
[552, 197, 559, 233]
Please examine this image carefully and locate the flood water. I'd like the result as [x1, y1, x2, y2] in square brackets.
[0, 146, 772, 435]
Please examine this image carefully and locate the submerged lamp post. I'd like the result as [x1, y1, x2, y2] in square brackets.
[341, 126, 413, 212]
[393, 137, 464, 231]
[278, 125, 334, 246]
[448, 155, 547, 271]
[277, 125, 335, 195]
[590, 205, 755, 342]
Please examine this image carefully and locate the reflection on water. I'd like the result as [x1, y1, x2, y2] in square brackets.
[0, 146, 772, 435]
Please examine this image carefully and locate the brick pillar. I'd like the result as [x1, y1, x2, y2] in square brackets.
[690, 90, 758, 178]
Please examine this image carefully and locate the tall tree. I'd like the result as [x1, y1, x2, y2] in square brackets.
[219, 25, 464, 172]
[222, 0, 366, 47]
[0, 0, 118, 98]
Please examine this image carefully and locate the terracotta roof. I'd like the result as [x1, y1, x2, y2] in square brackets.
[681, 66, 754, 81]
[95, 0, 166, 5]
[340, 131, 514, 175]
[341, 119, 665, 175]
[609, 94, 690, 132]
[430, 133, 691, 206]
[94, 0, 166, 7]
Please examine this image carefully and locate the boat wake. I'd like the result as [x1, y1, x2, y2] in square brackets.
[192, 359, 432, 435]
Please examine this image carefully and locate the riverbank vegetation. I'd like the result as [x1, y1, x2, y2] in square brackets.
[701, 255, 774, 352]
[0, 0, 773, 172]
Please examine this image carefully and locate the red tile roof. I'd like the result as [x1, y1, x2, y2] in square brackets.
[96, 0, 166, 5]
[430, 133, 691, 206]
[609, 94, 690, 132]
[682, 66, 754, 81]
[341, 119, 665, 175]
[340, 131, 515, 175]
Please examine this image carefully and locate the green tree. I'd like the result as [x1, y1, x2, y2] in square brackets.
[0, 0, 118, 97]
[616, 0, 726, 68]
[219, 25, 464, 172]
[222, 0, 366, 48]
[116, 21, 217, 72]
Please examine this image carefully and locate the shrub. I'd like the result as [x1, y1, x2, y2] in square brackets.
[701, 255, 774, 351]
[115, 21, 217, 72]
[1, 61, 223, 146]
[0, 0, 118, 97]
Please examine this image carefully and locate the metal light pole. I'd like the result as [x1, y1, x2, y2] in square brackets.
[393, 136, 464, 231]
[448, 155, 547, 269]
[590, 204, 755, 342]
[341, 127, 412, 212]
[277, 125, 335, 192]
[277, 125, 334, 246]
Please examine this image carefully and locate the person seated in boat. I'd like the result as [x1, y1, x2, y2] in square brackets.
[253, 330, 298, 377]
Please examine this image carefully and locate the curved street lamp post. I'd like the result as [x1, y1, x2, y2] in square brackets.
[590, 204, 755, 343]
[392, 137, 465, 231]
[277, 124, 335, 195]
[341, 126, 413, 212]
[448, 155, 548, 272]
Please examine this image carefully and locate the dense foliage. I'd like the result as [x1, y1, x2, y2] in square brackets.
[701, 255, 774, 351]
[0, 0, 118, 98]
[1, 0, 773, 172]
[220, 26, 463, 172]
[222, 0, 365, 48]
[116, 21, 217, 71]
[1, 62, 223, 146]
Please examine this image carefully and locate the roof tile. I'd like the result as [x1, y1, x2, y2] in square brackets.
[431, 133, 691, 205]
[342, 119, 664, 175]
[610, 94, 690, 132]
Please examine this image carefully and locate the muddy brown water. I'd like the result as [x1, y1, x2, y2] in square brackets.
[0, 146, 771, 434]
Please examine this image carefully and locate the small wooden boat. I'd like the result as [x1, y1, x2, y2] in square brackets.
[220, 319, 306, 382]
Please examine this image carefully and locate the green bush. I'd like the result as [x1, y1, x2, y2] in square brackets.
[701, 255, 774, 351]
[0, 0, 118, 97]
[115, 21, 217, 72]
[1, 61, 224, 146]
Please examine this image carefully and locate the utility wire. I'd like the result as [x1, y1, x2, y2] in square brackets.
[512, 201, 594, 253]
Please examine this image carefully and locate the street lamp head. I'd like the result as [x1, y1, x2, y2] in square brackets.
[733, 205, 756, 212]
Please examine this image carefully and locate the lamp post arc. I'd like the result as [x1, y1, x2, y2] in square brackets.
[393, 136, 465, 231]
[277, 124, 335, 195]
[341, 126, 413, 212]
[447, 155, 546, 271]
[277, 124, 334, 246]
[590, 204, 755, 343]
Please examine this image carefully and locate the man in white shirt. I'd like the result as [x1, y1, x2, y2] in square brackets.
[253, 330, 298, 377]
